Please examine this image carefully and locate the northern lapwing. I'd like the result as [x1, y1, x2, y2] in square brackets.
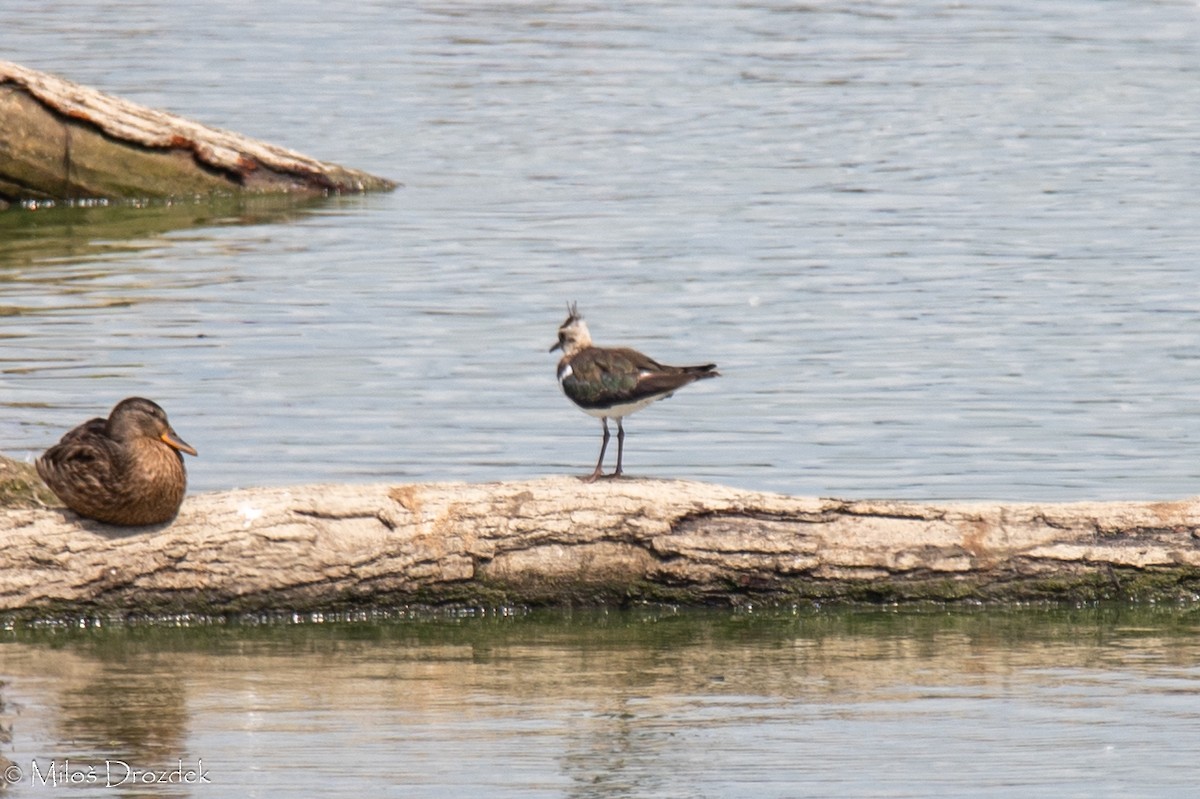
[550, 303, 719, 482]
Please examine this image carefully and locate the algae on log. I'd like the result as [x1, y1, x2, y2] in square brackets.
[3, 477, 1200, 617]
[0, 60, 396, 204]
[0, 454, 56, 509]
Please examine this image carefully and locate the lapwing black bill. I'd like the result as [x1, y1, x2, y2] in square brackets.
[550, 303, 719, 482]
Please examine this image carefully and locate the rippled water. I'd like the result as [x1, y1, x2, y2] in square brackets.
[3, 8, 1200, 792]
[2, 607, 1200, 798]
[7, 4, 1200, 791]
[1, 0, 1199, 501]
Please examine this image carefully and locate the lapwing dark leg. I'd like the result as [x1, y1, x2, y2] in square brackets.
[584, 417, 610, 483]
[612, 418, 626, 478]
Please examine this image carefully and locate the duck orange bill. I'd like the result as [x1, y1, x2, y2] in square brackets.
[161, 430, 198, 456]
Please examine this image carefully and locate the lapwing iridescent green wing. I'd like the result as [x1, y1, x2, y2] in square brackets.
[550, 303, 719, 482]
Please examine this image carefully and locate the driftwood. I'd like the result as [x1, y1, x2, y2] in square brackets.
[0, 61, 396, 205]
[2, 477, 1200, 617]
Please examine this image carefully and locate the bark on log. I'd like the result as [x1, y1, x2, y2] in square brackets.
[0, 61, 396, 205]
[3, 477, 1200, 617]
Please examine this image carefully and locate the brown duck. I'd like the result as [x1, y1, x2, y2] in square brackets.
[36, 397, 198, 526]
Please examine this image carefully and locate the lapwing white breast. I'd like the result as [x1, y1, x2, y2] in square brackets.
[550, 303, 719, 482]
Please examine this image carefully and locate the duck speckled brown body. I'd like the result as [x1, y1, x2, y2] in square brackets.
[36, 397, 197, 526]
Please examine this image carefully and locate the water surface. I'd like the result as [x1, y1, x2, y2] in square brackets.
[3, 6, 1200, 798]
[2, 0, 1200, 501]
[2, 606, 1200, 798]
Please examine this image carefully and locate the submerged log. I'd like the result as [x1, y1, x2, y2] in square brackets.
[2, 477, 1200, 617]
[0, 61, 396, 204]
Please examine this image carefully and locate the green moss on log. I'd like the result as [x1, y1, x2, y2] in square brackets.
[0, 454, 55, 509]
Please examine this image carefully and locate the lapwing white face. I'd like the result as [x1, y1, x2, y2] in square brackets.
[550, 309, 592, 356]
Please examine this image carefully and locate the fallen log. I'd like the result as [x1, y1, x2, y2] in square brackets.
[0, 60, 396, 205]
[2, 477, 1200, 617]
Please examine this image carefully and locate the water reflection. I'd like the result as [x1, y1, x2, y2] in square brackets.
[0, 196, 324, 275]
[2, 607, 1200, 797]
[58, 671, 189, 764]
